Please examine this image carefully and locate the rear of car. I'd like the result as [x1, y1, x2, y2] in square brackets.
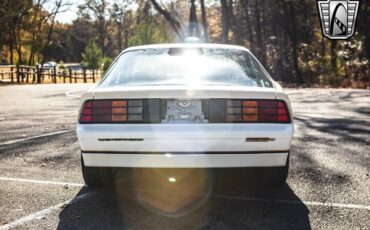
[76, 44, 294, 187]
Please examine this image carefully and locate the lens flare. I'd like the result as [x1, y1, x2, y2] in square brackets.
[168, 177, 176, 183]
[114, 168, 213, 217]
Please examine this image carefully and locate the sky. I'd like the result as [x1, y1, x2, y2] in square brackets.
[47, 0, 186, 24]
[48, 0, 139, 24]
[45, 0, 81, 24]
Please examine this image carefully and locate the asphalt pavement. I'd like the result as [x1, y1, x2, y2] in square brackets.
[0, 84, 369, 229]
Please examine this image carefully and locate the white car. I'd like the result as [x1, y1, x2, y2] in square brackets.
[38, 61, 57, 69]
[76, 43, 294, 187]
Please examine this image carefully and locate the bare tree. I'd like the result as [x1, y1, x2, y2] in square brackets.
[28, 0, 49, 65]
[110, 0, 132, 52]
[150, 0, 185, 40]
[40, 0, 72, 68]
[79, 0, 109, 54]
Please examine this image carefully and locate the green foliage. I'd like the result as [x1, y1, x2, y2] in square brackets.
[81, 40, 104, 69]
[128, 21, 171, 46]
[58, 61, 66, 69]
[101, 56, 113, 72]
[128, 2, 172, 46]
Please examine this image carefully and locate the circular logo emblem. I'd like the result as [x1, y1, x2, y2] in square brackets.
[178, 101, 191, 107]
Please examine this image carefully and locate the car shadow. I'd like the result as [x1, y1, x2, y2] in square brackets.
[57, 168, 310, 229]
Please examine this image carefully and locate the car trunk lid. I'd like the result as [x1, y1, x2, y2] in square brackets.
[91, 85, 277, 100]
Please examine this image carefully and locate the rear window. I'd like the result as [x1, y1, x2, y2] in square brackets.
[98, 48, 273, 88]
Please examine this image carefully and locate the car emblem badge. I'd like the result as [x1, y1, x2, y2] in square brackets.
[178, 101, 191, 107]
[317, 0, 359, 39]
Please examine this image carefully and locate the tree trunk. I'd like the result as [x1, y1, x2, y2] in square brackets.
[330, 40, 337, 73]
[150, 0, 185, 40]
[282, 32, 289, 82]
[365, 34, 370, 66]
[41, 21, 56, 65]
[240, 0, 255, 52]
[8, 21, 14, 65]
[97, 20, 107, 54]
[255, 0, 266, 66]
[116, 21, 123, 52]
[288, 3, 303, 84]
[227, 0, 234, 42]
[40, 0, 63, 66]
[321, 35, 326, 58]
[188, 0, 199, 37]
[221, 0, 229, 43]
[200, 0, 208, 41]
[16, 23, 22, 64]
[17, 46, 22, 65]
[124, 29, 129, 49]
[28, 47, 34, 66]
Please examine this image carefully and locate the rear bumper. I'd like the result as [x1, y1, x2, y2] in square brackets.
[82, 151, 289, 168]
[77, 123, 294, 152]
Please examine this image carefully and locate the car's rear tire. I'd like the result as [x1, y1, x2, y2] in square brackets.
[81, 154, 114, 188]
[255, 154, 289, 186]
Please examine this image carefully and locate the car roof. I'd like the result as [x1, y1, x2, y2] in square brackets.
[123, 43, 250, 53]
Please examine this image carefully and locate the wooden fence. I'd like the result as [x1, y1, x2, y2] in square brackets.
[0, 65, 102, 84]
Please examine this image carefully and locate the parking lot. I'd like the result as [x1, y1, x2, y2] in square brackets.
[0, 84, 369, 229]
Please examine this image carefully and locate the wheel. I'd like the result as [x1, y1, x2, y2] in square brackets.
[81, 154, 114, 188]
[254, 154, 289, 186]
[269, 157, 289, 185]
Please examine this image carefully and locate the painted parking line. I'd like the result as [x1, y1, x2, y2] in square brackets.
[0, 177, 83, 187]
[210, 194, 370, 211]
[0, 130, 73, 146]
[293, 113, 370, 120]
[0, 192, 92, 230]
[65, 90, 85, 98]
[1, 176, 369, 211]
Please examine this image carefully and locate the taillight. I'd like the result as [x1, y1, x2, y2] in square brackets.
[79, 99, 143, 123]
[226, 100, 290, 123]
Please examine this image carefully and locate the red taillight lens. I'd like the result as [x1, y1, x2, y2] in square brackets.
[226, 100, 290, 123]
[79, 99, 143, 123]
[277, 101, 289, 122]
[79, 101, 92, 122]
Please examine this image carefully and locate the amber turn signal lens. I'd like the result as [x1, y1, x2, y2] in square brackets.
[243, 107, 258, 114]
[112, 100, 127, 107]
[111, 107, 127, 114]
[243, 101, 258, 107]
[111, 115, 127, 122]
[243, 114, 258, 121]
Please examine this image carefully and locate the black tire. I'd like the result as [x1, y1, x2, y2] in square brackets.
[254, 154, 289, 186]
[81, 154, 114, 188]
[269, 157, 289, 185]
